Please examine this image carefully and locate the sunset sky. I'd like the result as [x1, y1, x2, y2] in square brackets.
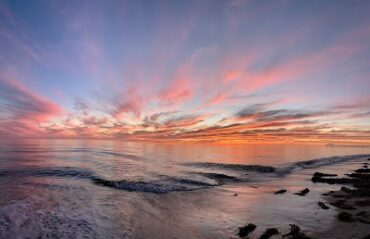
[0, 0, 369, 143]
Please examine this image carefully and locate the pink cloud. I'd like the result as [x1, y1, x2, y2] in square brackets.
[159, 76, 192, 104]
[0, 70, 63, 137]
[111, 88, 143, 119]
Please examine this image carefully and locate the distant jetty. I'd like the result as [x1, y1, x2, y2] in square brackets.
[326, 144, 370, 148]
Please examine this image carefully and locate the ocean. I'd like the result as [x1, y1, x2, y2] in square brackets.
[0, 139, 369, 238]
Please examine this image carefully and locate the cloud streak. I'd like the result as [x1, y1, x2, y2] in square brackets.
[0, 1, 369, 143]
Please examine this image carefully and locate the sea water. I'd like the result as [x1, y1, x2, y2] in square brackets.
[0, 139, 369, 238]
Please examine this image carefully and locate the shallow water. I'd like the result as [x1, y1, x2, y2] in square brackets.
[0, 139, 369, 238]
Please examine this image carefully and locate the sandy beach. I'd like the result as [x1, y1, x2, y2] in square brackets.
[0, 142, 369, 239]
[228, 156, 370, 239]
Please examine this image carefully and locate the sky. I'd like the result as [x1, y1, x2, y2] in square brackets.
[0, 0, 369, 143]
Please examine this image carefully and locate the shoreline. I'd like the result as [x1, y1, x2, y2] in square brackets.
[1, 153, 370, 238]
[234, 156, 370, 239]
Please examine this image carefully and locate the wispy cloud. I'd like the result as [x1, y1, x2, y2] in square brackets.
[0, 1, 369, 143]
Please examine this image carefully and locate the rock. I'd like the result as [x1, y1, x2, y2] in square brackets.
[347, 189, 370, 197]
[318, 201, 329, 209]
[313, 172, 337, 177]
[357, 211, 370, 224]
[311, 176, 357, 184]
[355, 200, 370, 206]
[337, 212, 355, 222]
[357, 211, 370, 217]
[238, 223, 256, 237]
[311, 172, 338, 183]
[283, 224, 313, 239]
[354, 168, 370, 173]
[259, 228, 279, 239]
[294, 188, 310, 196]
[358, 218, 370, 224]
[283, 224, 301, 237]
[347, 173, 370, 180]
[275, 189, 287, 194]
[330, 200, 356, 210]
[340, 186, 352, 193]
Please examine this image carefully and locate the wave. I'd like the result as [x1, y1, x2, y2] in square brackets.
[276, 154, 370, 175]
[186, 154, 370, 177]
[0, 147, 145, 161]
[91, 176, 216, 193]
[0, 167, 216, 194]
[0, 167, 93, 178]
[185, 162, 276, 173]
[1, 154, 368, 194]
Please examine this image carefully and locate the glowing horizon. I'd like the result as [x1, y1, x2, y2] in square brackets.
[0, 0, 369, 143]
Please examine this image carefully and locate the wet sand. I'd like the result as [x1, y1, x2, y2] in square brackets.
[1, 152, 370, 238]
[231, 156, 370, 239]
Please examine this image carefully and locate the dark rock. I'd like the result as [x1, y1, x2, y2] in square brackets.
[294, 188, 310, 196]
[358, 218, 370, 224]
[313, 172, 337, 177]
[340, 186, 352, 193]
[364, 165, 368, 168]
[361, 234, 370, 239]
[330, 200, 356, 210]
[259, 228, 279, 239]
[318, 201, 329, 209]
[355, 200, 370, 206]
[348, 189, 370, 197]
[311, 176, 357, 184]
[312, 172, 338, 184]
[238, 223, 256, 237]
[357, 211, 370, 224]
[348, 173, 370, 179]
[275, 189, 287, 194]
[283, 224, 301, 237]
[357, 211, 370, 217]
[354, 168, 370, 173]
[337, 212, 355, 222]
[283, 224, 313, 239]
[234, 193, 238, 196]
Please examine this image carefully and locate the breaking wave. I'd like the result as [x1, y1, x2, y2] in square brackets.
[186, 162, 276, 173]
[0, 167, 218, 194]
[0, 154, 368, 194]
[186, 154, 370, 177]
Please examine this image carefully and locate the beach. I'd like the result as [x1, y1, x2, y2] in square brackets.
[0, 140, 370, 238]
